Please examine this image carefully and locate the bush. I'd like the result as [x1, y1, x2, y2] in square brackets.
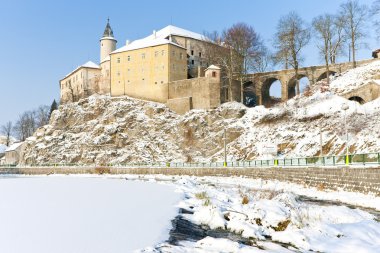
[242, 195, 249, 205]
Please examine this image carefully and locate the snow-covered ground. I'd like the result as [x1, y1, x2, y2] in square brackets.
[130, 175, 380, 253]
[0, 176, 181, 253]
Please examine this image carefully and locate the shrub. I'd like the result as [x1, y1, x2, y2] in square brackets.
[242, 195, 249, 205]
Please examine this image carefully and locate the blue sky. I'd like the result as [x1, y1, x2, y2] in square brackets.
[0, 0, 378, 127]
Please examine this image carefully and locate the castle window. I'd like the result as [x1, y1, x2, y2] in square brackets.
[117, 58, 120, 63]
[117, 71, 120, 76]
[212, 71, 216, 77]
[199, 52, 202, 57]
[191, 50, 194, 56]
[128, 56, 130, 61]
[161, 50, 165, 56]
[155, 82, 157, 84]
[161, 81, 163, 84]
[191, 60, 194, 65]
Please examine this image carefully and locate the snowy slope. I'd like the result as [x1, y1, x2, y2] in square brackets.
[330, 60, 380, 93]
[21, 61, 380, 164]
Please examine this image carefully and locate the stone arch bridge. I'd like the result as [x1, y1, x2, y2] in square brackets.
[244, 59, 376, 107]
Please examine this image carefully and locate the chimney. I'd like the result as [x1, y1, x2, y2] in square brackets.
[153, 30, 156, 39]
[126, 40, 130, 45]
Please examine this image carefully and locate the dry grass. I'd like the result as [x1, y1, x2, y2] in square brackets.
[272, 220, 291, 231]
[94, 167, 111, 175]
[317, 183, 326, 191]
[195, 191, 208, 199]
[242, 195, 249, 205]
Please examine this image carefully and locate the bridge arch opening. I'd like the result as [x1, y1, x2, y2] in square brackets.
[348, 96, 365, 104]
[242, 81, 257, 107]
[288, 75, 310, 99]
[262, 78, 282, 107]
[317, 71, 337, 82]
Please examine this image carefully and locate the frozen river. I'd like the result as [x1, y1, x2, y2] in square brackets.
[0, 176, 181, 253]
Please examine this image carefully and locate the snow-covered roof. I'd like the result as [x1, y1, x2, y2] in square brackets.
[111, 38, 185, 54]
[206, 65, 221, 70]
[100, 55, 110, 63]
[62, 61, 100, 80]
[81, 61, 101, 69]
[110, 25, 207, 55]
[5, 142, 23, 152]
[143, 25, 206, 42]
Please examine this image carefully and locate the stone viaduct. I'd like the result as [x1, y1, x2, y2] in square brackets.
[244, 59, 377, 107]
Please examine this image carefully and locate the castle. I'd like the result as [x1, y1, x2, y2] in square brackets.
[60, 20, 233, 114]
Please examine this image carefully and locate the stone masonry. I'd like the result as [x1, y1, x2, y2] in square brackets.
[1, 166, 379, 196]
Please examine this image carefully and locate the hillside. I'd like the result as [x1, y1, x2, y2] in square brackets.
[21, 61, 380, 165]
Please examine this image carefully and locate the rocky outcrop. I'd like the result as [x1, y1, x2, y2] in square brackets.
[20, 90, 380, 165]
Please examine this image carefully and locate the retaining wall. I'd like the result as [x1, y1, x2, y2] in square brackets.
[1, 166, 379, 195]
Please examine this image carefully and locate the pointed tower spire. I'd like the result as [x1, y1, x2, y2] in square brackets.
[102, 18, 114, 38]
[100, 18, 117, 62]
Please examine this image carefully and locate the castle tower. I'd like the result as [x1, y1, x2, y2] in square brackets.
[100, 18, 117, 62]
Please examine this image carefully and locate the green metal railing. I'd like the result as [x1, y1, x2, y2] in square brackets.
[1, 152, 379, 169]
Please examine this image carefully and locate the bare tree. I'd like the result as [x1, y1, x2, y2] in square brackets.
[35, 105, 50, 127]
[251, 45, 273, 73]
[202, 31, 224, 66]
[330, 15, 346, 64]
[1, 121, 13, 146]
[223, 23, 263, 103]
[312, 14, 346, 83]
[202, 31, 235, 101]
[339, 0, 368, 67]
[273, 11, 310, 95]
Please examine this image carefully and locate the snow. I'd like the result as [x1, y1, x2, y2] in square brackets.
[5, 142, 23, 152]
[63, 61, 100, 79]
[81, 61, 100, 69]
[206, 64, 221, 70]
[143, 25, 206, 42]
[100, 55, 110, 63]
[112, 38, 185, 54]
[0, 176, 181, 253]
[111, 25, 206, 54]
[126, 175, 380, 252]
[330, 59, 380, 93]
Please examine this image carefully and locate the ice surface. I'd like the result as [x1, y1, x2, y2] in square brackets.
[0, 176, 181, 253]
